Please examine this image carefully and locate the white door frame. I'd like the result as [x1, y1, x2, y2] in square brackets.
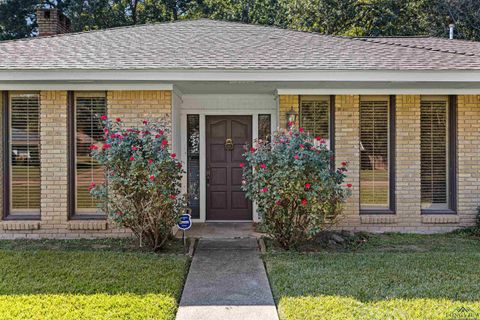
[180, 102, 277, 223]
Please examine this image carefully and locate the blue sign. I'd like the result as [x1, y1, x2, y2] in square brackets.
[177, 213, 192, 231]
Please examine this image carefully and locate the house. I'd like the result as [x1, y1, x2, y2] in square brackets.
[1, 8, 480, 239]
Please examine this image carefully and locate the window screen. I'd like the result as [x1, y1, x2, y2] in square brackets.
[300, 96, 330, 143]
[187, 114, 200, 219]
[10, 94, 41, 215]
[420, 97, 449, 210]
[75, 95, 106, 214]
[360, 97, 390, 210]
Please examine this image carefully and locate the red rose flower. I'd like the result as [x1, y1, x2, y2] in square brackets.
[158, 130, 164, 135]
[89, 145, 98, 150]
[170, 153, 176, 158]
[162, 140, 168, 146]
[260, 163, 267, 169]
[294, 155, 300, 160]
[132, 146, 138, 151]
[347, 183, 353, 188]
[287, 121, 294, 127]
[315, 136, 322, 141]
[299, 144, 305, 149]
[129, 156, 135, 161]
[305, 183, 311, 190]
[155, 134, 161, 138]
[149, 175, 155, 181]
[88, 182, 96, 191]
[104, 128, 109, 135]
[102, 143, 111, 150]
[341, 161, 347, 167]
[169, 194, 176, 199]
[143, 120, 149, 125]
[299, 127, 304, 133]
[250, 147, 256, 153]
[275, 200, 282, 206]
[177, 163, 182, 168]
[100, 115, 108, 120]
[239, 163, 245, 168]
[301, 199, 308, 206]
[261, 188, 268, 193]
[116, 117, 122, 122]
[148, 159, 153, 164]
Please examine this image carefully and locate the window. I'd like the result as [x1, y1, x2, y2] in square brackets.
[258, 114, 271, 142]
[300, 96, 333, 149]
[420, 96, 456, 212]
[187, 114, 200, 219]
[360, 96, 395, 212]
[2, 92, 41, 219]
[69, 92, 107, 217]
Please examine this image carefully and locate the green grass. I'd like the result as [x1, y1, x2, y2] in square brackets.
[0, 239, 188, 320]
[264, 233, 480, 320]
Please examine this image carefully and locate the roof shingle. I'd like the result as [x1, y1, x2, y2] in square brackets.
[1, 19, 480, 71]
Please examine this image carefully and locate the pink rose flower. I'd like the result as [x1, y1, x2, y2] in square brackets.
[102, 143, 111, 150]
[294, 155, 300, 160]
[131, 146, 138, 151]
[261, 188, 268, 193]
[88, 182, 96, 191]
[129, 156, 135, 161]
[239, 163, 245, 168]
[299, 127, 304, 132]
[148, 159, 153, 164]
[162, 140, 168, 146]
[100, 115, 108, 120]
[305, 183, 311, 190]
[149, 175, 155, 181]
[260, 163, 267, 169]
[89, 145, 98, 150]
[170, 153, 176, 158]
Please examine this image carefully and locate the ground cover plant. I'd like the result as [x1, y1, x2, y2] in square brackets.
[264, 233, 480, 320]
[241, 126, 351, 249]
[0, 239, 188, 320]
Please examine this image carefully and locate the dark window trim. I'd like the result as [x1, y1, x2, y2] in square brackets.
[2, 91, 9, 220]
[360, 95, 396, 215]
[2, 91, 42, 220]
[420, 95, 457, 215]
[67, 91, 107, 220]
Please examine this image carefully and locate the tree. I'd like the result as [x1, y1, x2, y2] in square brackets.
[0, 0, 38, 40]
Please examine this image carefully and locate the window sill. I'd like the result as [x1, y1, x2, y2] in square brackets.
[69, 214, 107, 221]
[360, 209, 395, 215]
[3, 215, 41, 221]
[68, 220, 108, 231]
[421, 209, 456, 215]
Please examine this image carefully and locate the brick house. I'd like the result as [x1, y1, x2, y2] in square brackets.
[1, 9, 480, 239]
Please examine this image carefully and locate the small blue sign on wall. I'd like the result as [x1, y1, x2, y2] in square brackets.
[177, 213, 192, 231]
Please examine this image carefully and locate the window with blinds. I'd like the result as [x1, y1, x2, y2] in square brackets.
[300, 96, 330, 147]
[9, 94, 41, 215]
[75, 95, 106, 214]
[360, 96, 391, 210]
[420, 97, 450, 210]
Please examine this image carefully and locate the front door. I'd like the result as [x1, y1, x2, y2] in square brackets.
[206, 116, 252, 220]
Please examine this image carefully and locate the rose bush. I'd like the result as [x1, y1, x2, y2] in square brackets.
[90, 116, 187, 250]
[241, 127, 351, 249]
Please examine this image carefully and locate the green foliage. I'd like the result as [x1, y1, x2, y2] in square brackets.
[90, 117, 187, 251]
[0, 239, 188, 320]
[2, 0, 480, 41]
[264, 233, 480, 319]
[241, 127, 351, 249]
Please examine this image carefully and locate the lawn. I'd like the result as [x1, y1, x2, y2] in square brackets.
[263, 233, 480, 320]
[0, 238, 188, 320]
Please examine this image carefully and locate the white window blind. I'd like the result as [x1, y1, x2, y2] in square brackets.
[75, 95, 106, 213]
[360, 97, 389, 210]
[420, 97, 448, 210]
[300, 96, 330, 142]
[10, 94, 41, 214]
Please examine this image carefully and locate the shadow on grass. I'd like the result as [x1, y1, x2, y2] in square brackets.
[264, 233, 480, 320]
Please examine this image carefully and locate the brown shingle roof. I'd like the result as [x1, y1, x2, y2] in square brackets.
[1, 19, 480, 71]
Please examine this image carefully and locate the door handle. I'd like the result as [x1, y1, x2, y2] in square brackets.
[225, 138, 234, 151]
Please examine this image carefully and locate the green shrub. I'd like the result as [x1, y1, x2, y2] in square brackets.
[90, 117, 187, 250]
[241, 127, 351, 249]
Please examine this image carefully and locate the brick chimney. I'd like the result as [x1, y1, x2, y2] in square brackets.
[36, 8, 71, 37]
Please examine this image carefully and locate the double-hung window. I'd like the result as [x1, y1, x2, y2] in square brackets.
[420, 96, 456, 212]
[69, 92, 107, 218]
[2, 92, 41, 219]
[359, 96, 395, 213]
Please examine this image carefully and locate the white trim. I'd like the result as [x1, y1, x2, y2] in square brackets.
[178, 94, 277, 222]
[277, 88, 480, 95]
[2, 69, 480, 82]
[0, 82, 173, 91]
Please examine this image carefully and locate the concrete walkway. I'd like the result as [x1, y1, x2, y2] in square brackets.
[176, 238, 279, 320]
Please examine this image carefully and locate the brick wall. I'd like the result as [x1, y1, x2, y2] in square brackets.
[457, 95, 480, 227]
[0, 90, 172, 239]
[277, 94, 480, 232]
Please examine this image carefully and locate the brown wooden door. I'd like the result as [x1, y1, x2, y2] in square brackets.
[206, 116, 252, 220]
